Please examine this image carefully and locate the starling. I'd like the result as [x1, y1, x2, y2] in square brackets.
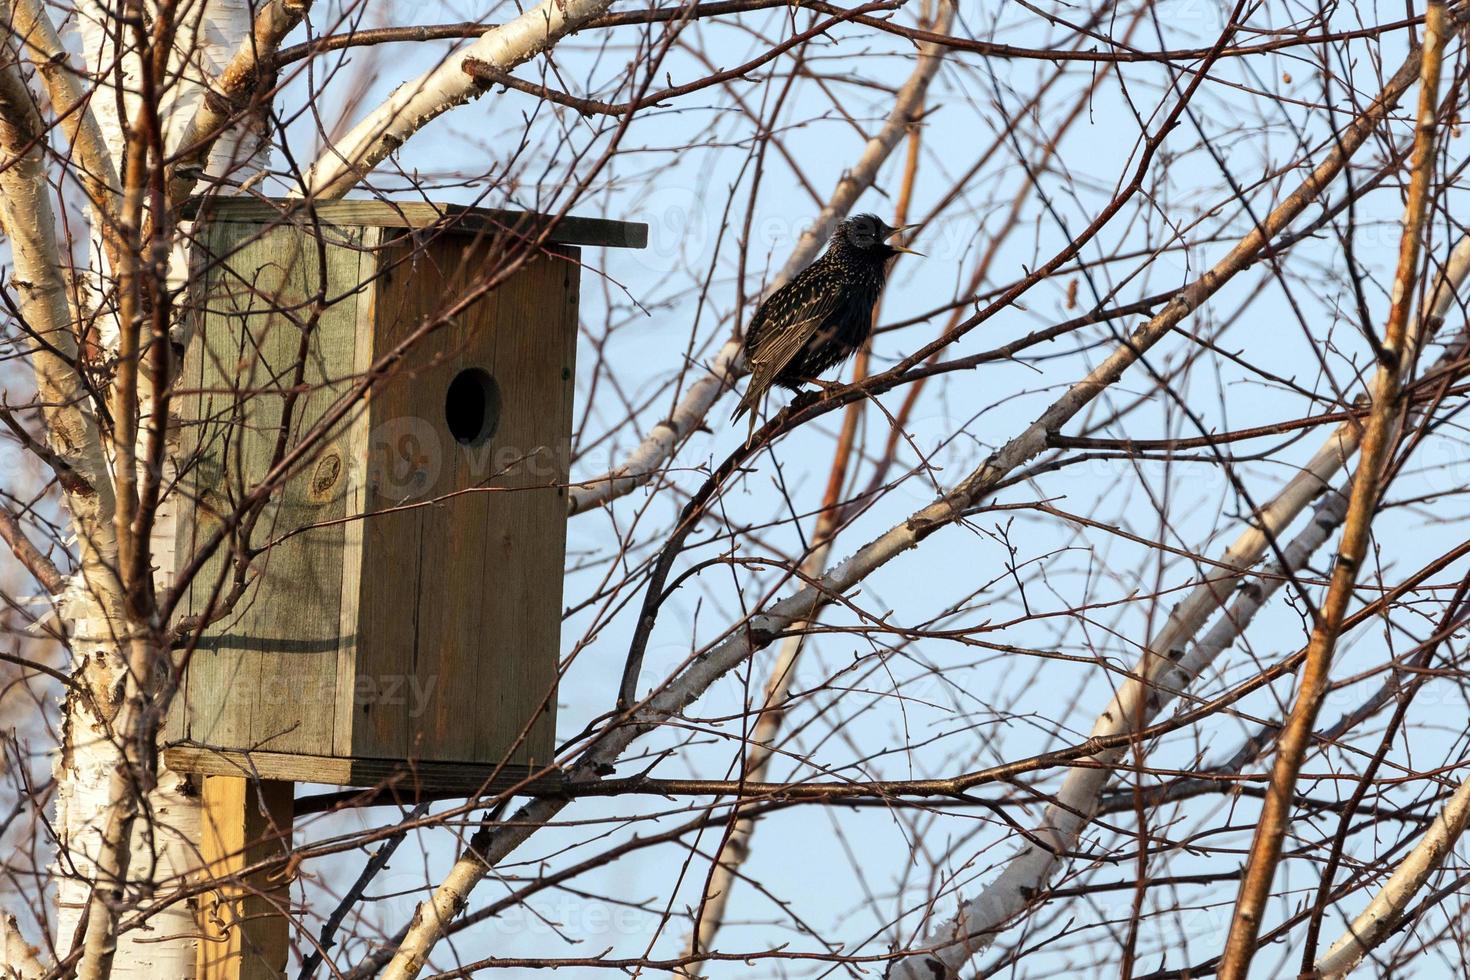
[733, 213, 919, 427]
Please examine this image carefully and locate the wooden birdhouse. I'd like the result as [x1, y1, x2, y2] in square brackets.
[164, 198, 646, 794]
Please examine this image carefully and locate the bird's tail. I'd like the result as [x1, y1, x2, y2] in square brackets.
[730, 391, 752, 422]
[731, 385, 761, 441]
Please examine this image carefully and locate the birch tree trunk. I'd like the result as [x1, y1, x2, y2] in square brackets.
[44, 1, 276, 974]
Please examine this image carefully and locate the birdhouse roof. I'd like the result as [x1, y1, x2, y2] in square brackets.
[188, 197, 648, 250]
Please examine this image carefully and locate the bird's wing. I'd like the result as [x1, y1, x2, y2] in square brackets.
[746, 278, 842, 383]
[734, 316, 824, 424]
[747, 315, 819, 389]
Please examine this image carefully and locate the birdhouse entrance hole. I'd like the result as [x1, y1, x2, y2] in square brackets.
[445, 367, 501, 446]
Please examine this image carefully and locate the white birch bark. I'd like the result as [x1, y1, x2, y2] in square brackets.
[74, 0, 270, 177]
[2, 911, 46, 979]
[7, 0, 121, 225]
[0, 17, 136, 976]
[167, 0, 309, 204]
[1315, 774, 1470, 977]
[44, 1, 277, 975]
[301, 0, 616, 199]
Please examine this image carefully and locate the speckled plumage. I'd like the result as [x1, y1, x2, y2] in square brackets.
[733, 213, 916, 425]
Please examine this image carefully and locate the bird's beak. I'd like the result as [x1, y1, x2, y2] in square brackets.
[884, 223, 923, 256]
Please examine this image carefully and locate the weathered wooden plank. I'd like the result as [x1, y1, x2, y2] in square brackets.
[165, 217, 236, 747]
[241, 227, 362, 754]
[187, 197, 648, 250]
[465, 246, 575, 768]
[177, 223, 362, 756]
[332, 226, 383, 758]
[174, 217, 263, 752]
[165, 747, 558, 796]
[397, 235, 502, 764]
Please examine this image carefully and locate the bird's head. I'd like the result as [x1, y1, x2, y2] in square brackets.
[830, 213, 922, 261]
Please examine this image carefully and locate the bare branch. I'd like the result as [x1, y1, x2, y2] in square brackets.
[1219, 8, 1450, 974]
[884, 27, 1445, 977]
[0, 501, 64, 594]
[302, 0, 614, 199]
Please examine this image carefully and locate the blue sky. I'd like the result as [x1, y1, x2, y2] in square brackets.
[259, 2, 1470, 975]
[2, 0, 1467, 975]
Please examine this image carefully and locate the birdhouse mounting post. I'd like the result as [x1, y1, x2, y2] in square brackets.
[195, 777, 294, 980]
